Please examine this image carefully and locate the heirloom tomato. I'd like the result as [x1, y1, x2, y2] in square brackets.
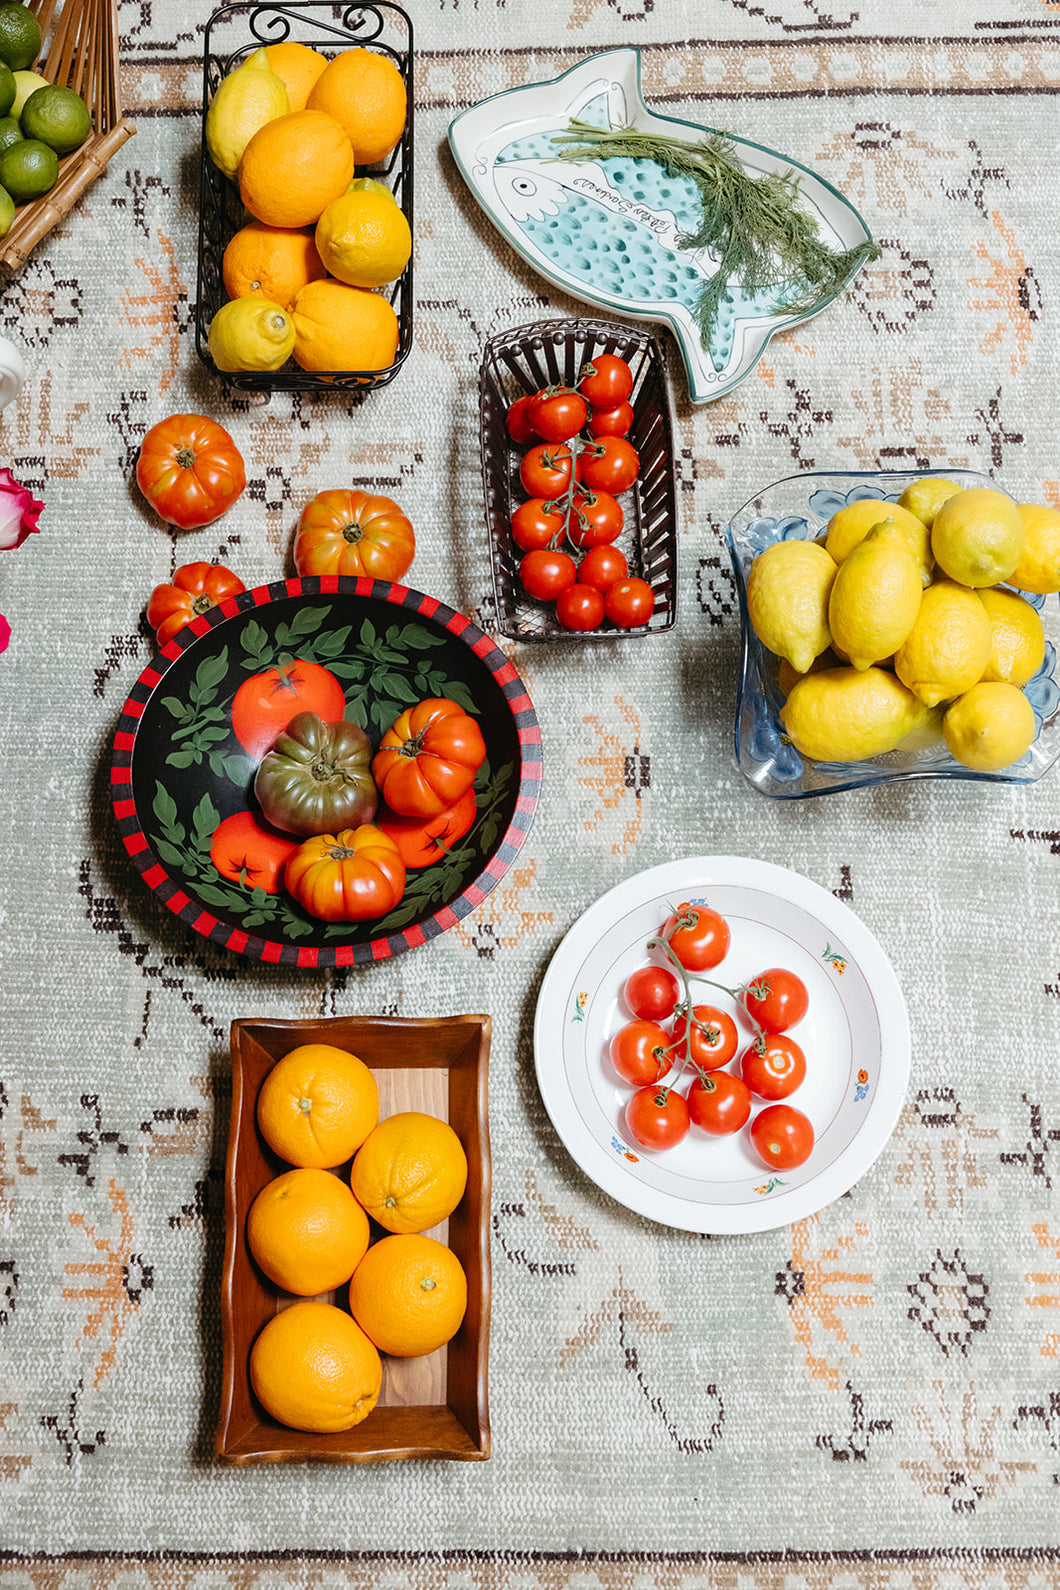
[577, 435, 639, 495]
[578, 544, 628, 592]
[625, 1084, 690, 1151]
[609, 1019, 672, 1087]
[686, 1072, 752, 1137]
[530, 385, 588, 443]
[146, 561, 246, 647]
[372, 696, 487, 818]
[587, 400, 634, 438]
[519, 442, 575, 499]
[670, 1004, 738, 1072]
[555, 583, 605, 632]
[376, 786, 477, 867]
[293, 488, 415, 582]
[566, 489, 623, 549]
[741, 968, 809, 1033]
[253, 712, 377, 837]
[519, 547, 577, 602]
[749, 1104, 814, 1170]
[231, 660, 347, 761]
[623, 964, 680, 1022]
[578, 353, 634, 408]
[135, 413, 246, 529]
[664, 901, 731, 971]
[284, 823, 406, 922]
[605, 577, 655, 629]
[208, 810, 299, 894]
[741, 1034, 806, 1100]
[511, 498, 566, 552]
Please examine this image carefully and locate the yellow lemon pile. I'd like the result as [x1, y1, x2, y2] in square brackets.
[745, 477, 1057, 773]
[204, 43, 408, 375]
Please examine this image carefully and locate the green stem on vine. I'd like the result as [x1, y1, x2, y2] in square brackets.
[647, 915, 771, 1055]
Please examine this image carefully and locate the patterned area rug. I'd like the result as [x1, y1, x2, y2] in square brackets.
[1, 0, 1060, 1581]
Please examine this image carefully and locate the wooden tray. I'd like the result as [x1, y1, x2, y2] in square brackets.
[217, 1014, 492, 1464]
[0, 0, 135, 270]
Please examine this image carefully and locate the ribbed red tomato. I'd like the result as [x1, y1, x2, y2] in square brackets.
[136, 413, 246, 528]
[146, 561, 246, 647]
[284, 824, 407, 921]
[372, 697, 487, 817]
[293, 489, 415, 582]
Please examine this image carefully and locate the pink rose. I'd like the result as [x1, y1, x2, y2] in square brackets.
[0, 612, 9, 654]
[0, 468, 43, 550]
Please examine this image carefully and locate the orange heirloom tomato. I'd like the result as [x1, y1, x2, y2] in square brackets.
[372, 697, 487, 818]
[209, 811, 300, 894]
[136, 414, 247, 529]
[294, 489, 416, 582]
[285, 824, 407, 922]
[230, 660, 347, 761]
[146, 561, 246, 647]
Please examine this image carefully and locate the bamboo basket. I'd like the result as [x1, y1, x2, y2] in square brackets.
[0, 0, 135, 269]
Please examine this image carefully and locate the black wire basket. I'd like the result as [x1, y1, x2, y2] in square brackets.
[478, 318, 679, 641]
[195, 0, 414, 394]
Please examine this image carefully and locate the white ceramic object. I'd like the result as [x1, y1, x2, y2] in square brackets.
[0, 336, 26, 411]
[533, 857, 910, 1234]
[449, 49, 876, 404]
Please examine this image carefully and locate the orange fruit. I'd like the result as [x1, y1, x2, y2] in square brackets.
[222, 220, 326, 310]
[349, 1110, 467, 1233]
[239, 108, 354, 229]
[256, 1042, 379, 1168]
[249, 1299, 382, 1431]
[290, 278, 399, 374]
[348, 1234, 467, 1357]
[307, 47, 406, 166]
[246, 1167, 370, 1295]
[265, 40, 328, 111]
[314, 188, 411, 288]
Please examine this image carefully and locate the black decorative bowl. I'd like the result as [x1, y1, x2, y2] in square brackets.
[111, 579, 541, 966]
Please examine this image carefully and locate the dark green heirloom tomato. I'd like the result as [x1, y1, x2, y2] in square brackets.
[253, 711, 378, 837]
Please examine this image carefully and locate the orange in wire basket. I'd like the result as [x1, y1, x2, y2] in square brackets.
[306, 47, 406, 165]
[222, 220, 326, 310]
[246, 1167, 370, 1295]
[256, 1042, 379, 1168]
[290, 277, 399, 374]
[250, 1299, 382, 1432]
[349, 1110, 467, 1233]
[239, 109, 354, 229]
[349, 1233, 467, 1357]
[264, 40, 328, 111]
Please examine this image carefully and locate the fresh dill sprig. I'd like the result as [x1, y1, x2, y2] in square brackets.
[549, 119, 879, 349]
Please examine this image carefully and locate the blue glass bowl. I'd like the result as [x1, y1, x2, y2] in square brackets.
[727, 470, 1060, 799]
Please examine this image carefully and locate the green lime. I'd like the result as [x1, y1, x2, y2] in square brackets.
[0, 4, 40, 72]
[21, 83, 91, 155]
[0, 181, 13, 236]
[10, 67, 44, 119]
[0, 59, 13, 118]
[0, 113, 20, 153]
[0, 136, 57, 201]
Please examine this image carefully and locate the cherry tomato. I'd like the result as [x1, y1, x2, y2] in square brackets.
[609, 1020, 673, 1087]
[511, 498, 566, 551]
[605, 577, 655, 629]
[624, 964, 680, 1021]
[742, 968, 809, 1033]
[749, 1104, 815, 1170]
[741, 1034, 806, 1100]
[520, 442, 575, 499]
[556, 582, 605, 632]
[519, 547, 577, 602]
[530, 385, 588, 443]
[566, 489, 623, 549]
[578, 436, 639, 495]
[670, 1003, 739, 1072]
[625, 1084, 690, 1151]
[578, 543, 629, 592]
[686, 1072, 752, 1136]
[587, 400, 634, 438]
[665, 901, 731, 972]
[506, 394, 538, 443]
[579, 353, 634, 408]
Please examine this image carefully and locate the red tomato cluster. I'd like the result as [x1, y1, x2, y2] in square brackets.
[505, 354, 656, 633]
[608, 901, 815, 1170]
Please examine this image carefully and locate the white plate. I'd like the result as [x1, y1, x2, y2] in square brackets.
[533, 857, 910, 1233]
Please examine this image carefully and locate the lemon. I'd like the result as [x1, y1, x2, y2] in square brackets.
[827, 520, 923, 670]
[347, 176, 396, 199]
[977, 587, 1045, 687]
[1007, 502, 1060, 595]
[896, 476, 963, 530]
[0, 135, 56, 200]
[10, 68, 45, 120]
[208, 297, 295, 372]
[205, 47, 289, 182]
[776, 647, 844, 697]
[892, 579, 992, 707]
[20, 83, 91, 155]
[0, 180, 12, 236]
[0, 4, 40, 72]
[314, 188, 411, 288]
[930, 486, 1024, 587]
[942, 681, 1036, 771]
[826, 496, 934, 586]
[745, 539, 837, 674]
[780, 666, 930, 762]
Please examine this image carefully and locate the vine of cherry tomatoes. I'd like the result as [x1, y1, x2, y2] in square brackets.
[505, 354, 656, 634]
[609, 900, 815, 1171]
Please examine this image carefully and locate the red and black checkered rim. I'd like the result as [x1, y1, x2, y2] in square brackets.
[110, 576, 542, 966]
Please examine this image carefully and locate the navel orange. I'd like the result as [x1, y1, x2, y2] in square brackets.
[290, 278, 399, 374]
[349, 1110, 467, 1233]
[249, 1300, 382, 1431]
[306, 47, 406, 166]
[348, 1234, 467, 1357]
[265, 39, 328, 111]
[239, 108, 354, 229]
[222, 220, 327, 310]
[256, 1042, 379, 1169]
[246, 1167, 370, 1295]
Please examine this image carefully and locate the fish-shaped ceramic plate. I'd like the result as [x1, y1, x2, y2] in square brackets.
[449, 49, 876, 404]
